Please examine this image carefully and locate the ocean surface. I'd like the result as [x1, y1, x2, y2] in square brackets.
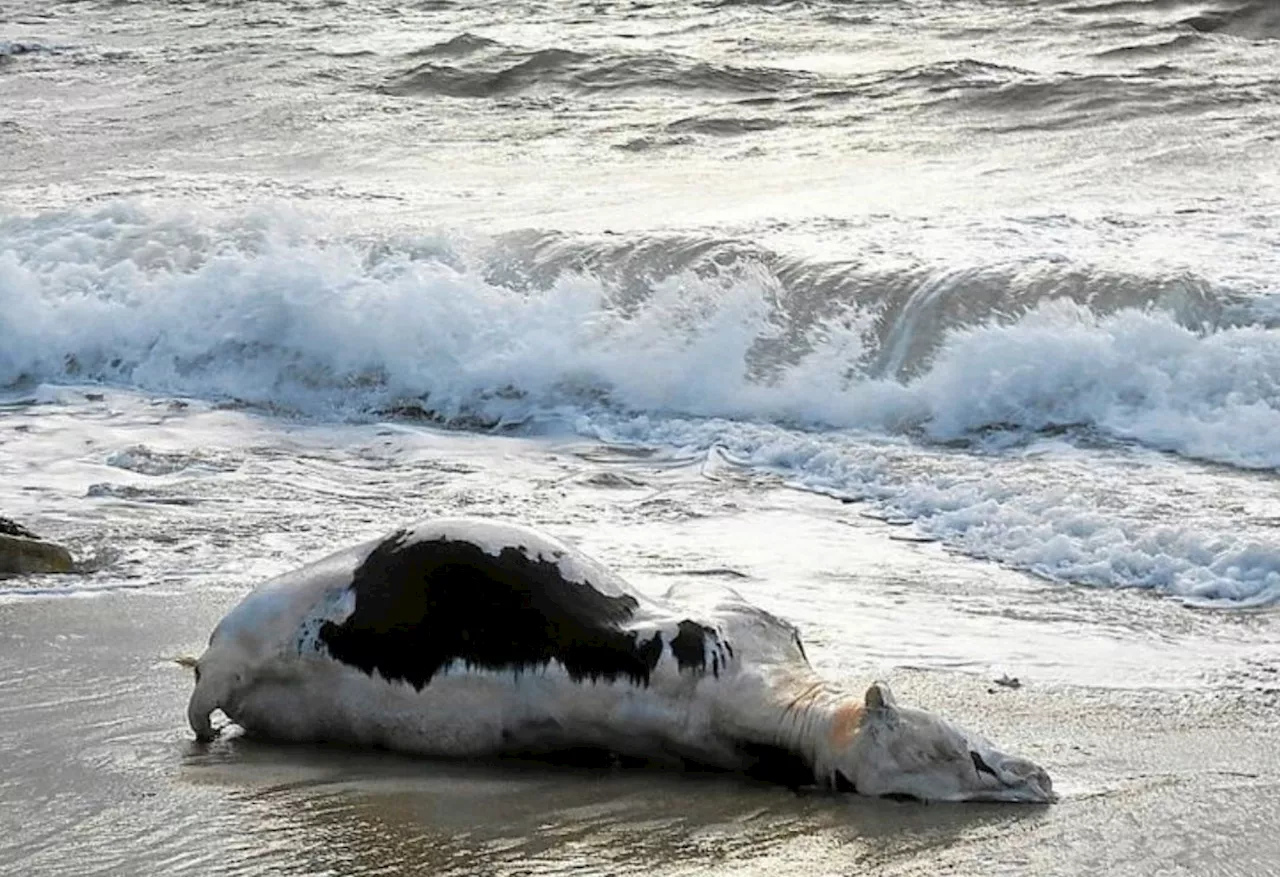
[2, 0, 1280, 873]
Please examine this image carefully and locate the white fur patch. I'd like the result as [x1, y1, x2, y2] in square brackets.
[295, 586, 356, 658]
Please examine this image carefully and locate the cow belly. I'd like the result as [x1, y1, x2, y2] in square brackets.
[226, 658, 743, 768]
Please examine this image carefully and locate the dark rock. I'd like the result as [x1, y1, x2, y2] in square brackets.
[0, 518, 74, 574]
[0, 516, 39, 539]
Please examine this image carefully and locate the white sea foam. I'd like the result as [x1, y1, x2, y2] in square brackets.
[582, 413, 1280, 607]
[4, 204, 1280, 604]
[0, 203, 875, 424]
[914, 303, 1280, 469]
[4, 205, 1278, 464]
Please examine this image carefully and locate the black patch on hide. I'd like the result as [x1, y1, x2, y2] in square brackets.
[318, 531, 664, 690]
[971, 750, 998, 778]
[792, 630, 808, 663]
[669, 619, 733, 678]
[670, 620, 714, 672]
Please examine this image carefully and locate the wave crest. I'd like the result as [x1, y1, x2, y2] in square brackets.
[382, 37, 812, 98]
[1180, 1, 1280, 40]
[1, 204, 1274, 471]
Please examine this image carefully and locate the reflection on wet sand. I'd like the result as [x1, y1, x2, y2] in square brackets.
[183, 736, 1035, 876]
[5, 571, 1279, 876]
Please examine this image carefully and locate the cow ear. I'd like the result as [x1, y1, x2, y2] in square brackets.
[864, 682, 896, 711]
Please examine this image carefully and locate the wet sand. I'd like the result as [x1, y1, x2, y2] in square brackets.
[3, 589, 1279, 877]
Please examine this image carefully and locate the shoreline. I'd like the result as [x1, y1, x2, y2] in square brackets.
[3, 588, 1278, 876]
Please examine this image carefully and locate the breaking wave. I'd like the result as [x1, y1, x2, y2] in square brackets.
[4, 203, 1280, 605]
[382, 34, 812, 98]
[1179, 1, 1280, 40]
[3, 203, 1275, 467]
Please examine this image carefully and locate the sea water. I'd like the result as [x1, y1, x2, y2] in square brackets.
[4, 2, 1280, 872]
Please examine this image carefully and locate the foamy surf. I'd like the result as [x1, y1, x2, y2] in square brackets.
[4, 205, 1280, 605]
[5, 1, 1280, 873]
[2, 204, 1277, 466]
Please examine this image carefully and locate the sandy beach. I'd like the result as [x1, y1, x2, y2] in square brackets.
[3, 583, 1278, 877]
[5, 0, 1280, 872]
[2, 393, 1279, 877]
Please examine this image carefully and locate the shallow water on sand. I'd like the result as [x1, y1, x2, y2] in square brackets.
[3, 589, 1279, 877]
[4, 0, 1280, 870]
[2, 392, 1279, 875]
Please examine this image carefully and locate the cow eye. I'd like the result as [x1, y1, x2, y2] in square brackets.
[971, 751, 998, 777]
